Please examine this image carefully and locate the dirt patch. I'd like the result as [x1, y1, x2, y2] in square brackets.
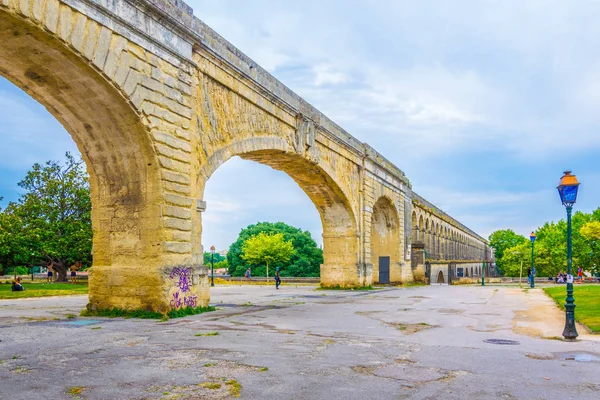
[525, 353, 554, 360]
[512, 305, 556, 338]
[437, 308, 464, 315]
[385, 322, 439, 334]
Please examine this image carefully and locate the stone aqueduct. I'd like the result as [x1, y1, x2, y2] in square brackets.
[1, 0, 492, 312]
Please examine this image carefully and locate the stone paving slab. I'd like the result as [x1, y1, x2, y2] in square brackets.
[1, 285, 599, 399]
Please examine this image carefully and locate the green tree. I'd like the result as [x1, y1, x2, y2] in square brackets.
[488, 229, 527, 274]
[203, 251, 226, 265]
[580, 221, 600, 275]
[227, 222, 323, 277]
[241, 232, 294, 279]
[0, 202, 31, 275]
[0, 153, 92, 281]
[214, 259, 229, 271]
[498, 242, 531, 278]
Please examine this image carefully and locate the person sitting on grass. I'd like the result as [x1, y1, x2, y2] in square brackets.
[11, 277, 24, 292]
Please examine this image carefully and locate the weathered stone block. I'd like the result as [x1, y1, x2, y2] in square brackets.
[164, 218, 192, 231]
[44, 0, 60, 33]
[153, 131, 192, 153]
[58, 5, 72, 42]
[164, 193, 193, 207]
[93, 26, 112, 70]
[164, 205, 191, 220]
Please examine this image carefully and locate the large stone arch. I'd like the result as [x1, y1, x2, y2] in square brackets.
[199, 138, 360, 287]
[0, 3, 183, 310]
[370, 196, 401, 284]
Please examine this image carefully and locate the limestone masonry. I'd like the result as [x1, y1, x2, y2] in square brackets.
[0, 0, 492, 312]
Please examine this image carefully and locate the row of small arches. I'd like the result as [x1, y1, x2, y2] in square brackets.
[412, 211, 486, 261]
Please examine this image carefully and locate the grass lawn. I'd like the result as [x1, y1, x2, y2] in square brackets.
[543, 285, 600, 333]
[0, 282, 88, 299]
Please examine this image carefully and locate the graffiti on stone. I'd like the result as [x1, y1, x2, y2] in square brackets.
[170, 267, 197, 308]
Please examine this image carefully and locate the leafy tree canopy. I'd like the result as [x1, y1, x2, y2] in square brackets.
[490, 208, 600, 277]
[203, 251, 226, 265]
[0, 153, 92, 279]
[227, 222, 323, 277]
[241, 232, 294, 278]
[488, 229, 527, 274]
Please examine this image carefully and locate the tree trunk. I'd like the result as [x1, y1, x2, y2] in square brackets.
[53, 260, 68, 282]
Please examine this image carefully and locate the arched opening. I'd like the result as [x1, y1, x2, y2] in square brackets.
[0, 9, 165, 310]
[201, 156, 322, 278]
[412, 211, 418, 243]
[425, 219, 430, 258]
[370, 197, 401, 284]
[199, 145, 360, 287]
[437, 270, 445, 284]
[465, 267, 469, 277]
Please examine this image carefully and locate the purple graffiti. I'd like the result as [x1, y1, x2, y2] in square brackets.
[170, 267, 192, 292]
[170, 291, 182, 308]
[183, 295, 198, 307]
[170, 267, 197, 309]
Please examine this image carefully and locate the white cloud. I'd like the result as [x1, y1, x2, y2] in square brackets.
[313, 64, 350, 86]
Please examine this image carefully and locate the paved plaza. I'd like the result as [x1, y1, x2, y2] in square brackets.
[1, 284, 599, 399]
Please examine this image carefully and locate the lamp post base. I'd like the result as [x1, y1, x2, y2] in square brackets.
[562, 304, 578, 341]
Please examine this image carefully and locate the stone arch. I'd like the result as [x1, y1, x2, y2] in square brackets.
[444, 226, 449, 259]
[370, 196, 401, 284]
[455, 235, 459, 259]
[200, 141, 360, 286]
[425, 218, 431, 257]
[412, 211, 418, 243]
[435, 223, 440, 259]
[0, 4, 171, 310]
[418, 215, 424, 244]
[437, 270, 445, 284]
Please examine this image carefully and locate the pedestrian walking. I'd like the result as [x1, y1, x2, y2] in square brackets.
[245, 268, 251, 281]
[275, 267, 281, 289]
[577, 266, 583, 283]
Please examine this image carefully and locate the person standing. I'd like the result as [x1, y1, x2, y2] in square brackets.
[577, 266, 583, 283]
[70, 261, 81, 284]
[275, 267, 281, 290]
[47, 262, 54, 283]
[245, 268, 251, 281]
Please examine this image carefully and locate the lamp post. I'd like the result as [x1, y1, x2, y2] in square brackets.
[529, 232, 536, 288]
[481, 260, 485, 286]
[557, 170, 580, 341]
[210, 245, 215, 287]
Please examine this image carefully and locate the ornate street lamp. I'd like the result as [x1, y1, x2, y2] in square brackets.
[557, 171, 580, 340]
[529, 232, 536, 288]
[210, 245, 216, 287]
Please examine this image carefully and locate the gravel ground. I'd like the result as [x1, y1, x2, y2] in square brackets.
[1, 284, 599, 399]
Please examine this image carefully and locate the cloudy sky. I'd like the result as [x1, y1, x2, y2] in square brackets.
[2, 0, 600, 250]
